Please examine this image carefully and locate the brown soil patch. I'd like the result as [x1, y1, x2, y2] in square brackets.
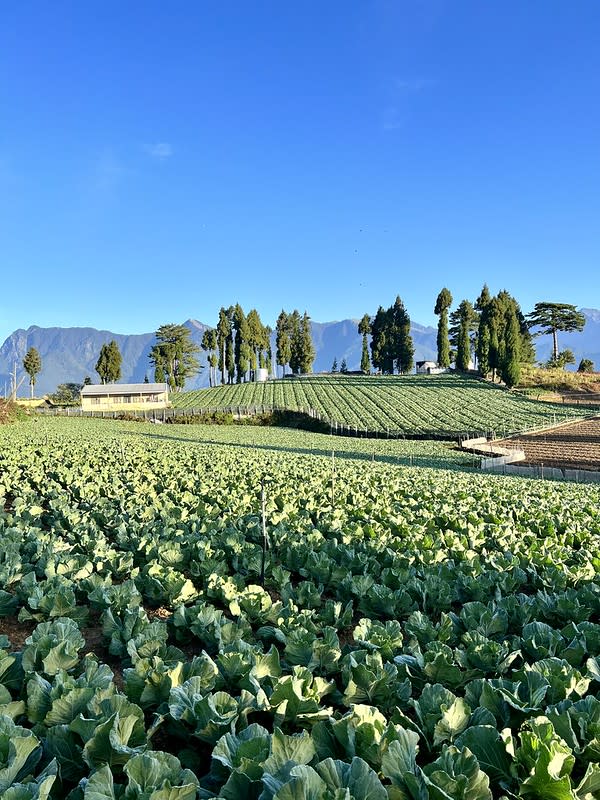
[0, 616, 36, 650]
[498, 416, 600, 471]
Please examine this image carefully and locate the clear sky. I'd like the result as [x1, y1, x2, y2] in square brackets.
[1, 1, 599, 344]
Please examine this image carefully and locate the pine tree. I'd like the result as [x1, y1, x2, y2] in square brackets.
[527, 302, 586, 362]
[23, 347, 42, 398]
[149, 324, 200, 391]
[84, 376, 92, 386]
[340, 358, 348, 374]
[434, 288, 452, 368]
[331, 357, 338, 373]
[358, 313, 371, 374]
[232, 305, 251, 383]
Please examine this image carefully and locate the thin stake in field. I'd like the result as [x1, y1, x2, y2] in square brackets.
[260, 479, 270, 587]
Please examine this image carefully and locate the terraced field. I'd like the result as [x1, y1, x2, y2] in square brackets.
[1, 418, 600, 797]
[174, 374, 587, 437]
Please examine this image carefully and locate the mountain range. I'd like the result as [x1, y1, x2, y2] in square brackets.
[1, 310, 598, 396]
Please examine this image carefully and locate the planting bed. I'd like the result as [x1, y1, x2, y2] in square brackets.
[498, 416, 600, 472]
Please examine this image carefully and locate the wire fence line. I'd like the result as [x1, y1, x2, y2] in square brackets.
[33, 402, 591, 443]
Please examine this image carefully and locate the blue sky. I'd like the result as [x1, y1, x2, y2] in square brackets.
[1, 1, 599, 343]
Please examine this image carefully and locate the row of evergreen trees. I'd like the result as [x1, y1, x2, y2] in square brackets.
[33, 291, 586, 395]
[199, 306, 316, 386]
[433, 286, 588, 388]
[351, 296, 415, 376]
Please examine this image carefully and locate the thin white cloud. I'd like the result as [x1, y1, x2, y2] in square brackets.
[144, 142, 173, 160]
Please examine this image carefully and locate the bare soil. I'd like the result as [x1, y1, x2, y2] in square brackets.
[498, 416, 600, 471]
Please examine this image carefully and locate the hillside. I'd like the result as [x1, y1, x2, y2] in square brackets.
[173, 373, 587, 437]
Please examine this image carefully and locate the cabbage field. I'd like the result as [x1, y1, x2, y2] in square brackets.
[173, 374, 585, 437]
[1, 418, 600, 798]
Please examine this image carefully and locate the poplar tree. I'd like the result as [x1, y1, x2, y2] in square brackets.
[358, 313, 371, 374]
[434, 288, 453, 368]
[23, 347, 42, 398]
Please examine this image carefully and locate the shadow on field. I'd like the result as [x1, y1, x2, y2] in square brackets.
[123, 428, 468, 470]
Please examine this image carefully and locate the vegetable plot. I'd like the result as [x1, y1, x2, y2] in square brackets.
[0, 418, 600, 798]
[174, 374, 585, 437]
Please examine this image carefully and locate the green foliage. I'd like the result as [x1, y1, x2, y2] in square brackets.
[434, 288, 453, 369]
[499, 306, 521, 388]
[1, 418, 600, 797]
[23, 348, 42, 397]
[340, 359, 348, 374]
[547, 349, 577, 370]
[174, 373, 583, 436]
[48, 382, 83, 406]
[95, 341, 122, 385]
[201, 328, 218, 387]
[149, 324, 200, 392]
[527, 302, 586, 362]
[369, 297, 414, 374]
[578, 358, 594, 373]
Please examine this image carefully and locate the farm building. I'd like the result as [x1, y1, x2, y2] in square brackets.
[416, 361, 446, 375]
[80, 383, 169, 411]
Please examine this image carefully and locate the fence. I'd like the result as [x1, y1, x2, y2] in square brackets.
[34, 402, 594, 445]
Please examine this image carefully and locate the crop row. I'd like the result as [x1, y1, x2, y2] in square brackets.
[0, 419, 599, 797]
[174, 374, 584, 437]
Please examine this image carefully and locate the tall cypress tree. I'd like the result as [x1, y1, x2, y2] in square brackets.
[434, 288, 453, 368]
[288, 311, 302, 375]
[299, 312, 315, 374]
[358, 313, 371, 374]
[370, 306, 388, 373]
[216, 307, 230, 385]
[95, 340, 122, 384]
[392, 296, 414, 374]
[455, 301, 474, 372]
[275, 311, 291, 378]
[233, 304, 251, 382]
[500, 306, 521, 388]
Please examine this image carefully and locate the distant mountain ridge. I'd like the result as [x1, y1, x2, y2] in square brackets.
[1, 309, 598, 396]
